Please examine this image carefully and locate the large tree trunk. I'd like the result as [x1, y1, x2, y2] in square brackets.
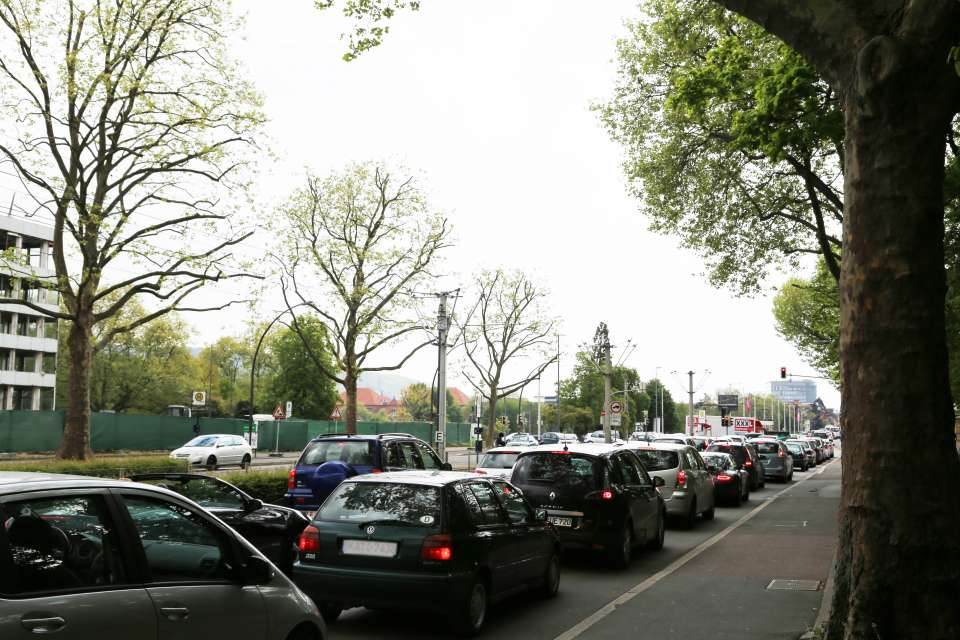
[828, 38, 960, 640]
[57, 318, 94, 460]
[344, 369, 357, 434]
[484, 389, 498, 449]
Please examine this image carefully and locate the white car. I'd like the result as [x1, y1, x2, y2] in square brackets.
[170, 433, 253, 470]
[504, 433, 539, 447]
[473, 447, 524, 478]
[584, 430, 623, 443]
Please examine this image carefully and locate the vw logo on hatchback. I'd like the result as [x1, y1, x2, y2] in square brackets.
[549, 491, 556, 501]
[365, 525, 376, 536]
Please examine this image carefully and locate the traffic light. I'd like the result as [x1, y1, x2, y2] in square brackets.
[721, 415, 730, 427]
[780, 367, 787, 379]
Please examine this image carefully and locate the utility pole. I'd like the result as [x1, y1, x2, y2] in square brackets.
[556, 334, 561, 432]
[437, 292, 449, 460]
[602, 338, 612, 443]
[687, 371, 695, 436]
[536, 375, 542, 439]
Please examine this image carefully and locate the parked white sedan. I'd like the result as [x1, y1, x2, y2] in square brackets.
[473, 447, 524, 479]
[170, 433, 253, 470]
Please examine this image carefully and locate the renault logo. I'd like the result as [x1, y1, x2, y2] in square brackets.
[365, 526, 376, 536]
[549, 491, 556, 501]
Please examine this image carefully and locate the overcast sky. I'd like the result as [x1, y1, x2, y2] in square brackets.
[0, 0, 840, 409]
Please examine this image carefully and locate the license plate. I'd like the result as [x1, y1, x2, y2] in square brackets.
[548, 516, 573, 528]
[342, 539, 398, 558]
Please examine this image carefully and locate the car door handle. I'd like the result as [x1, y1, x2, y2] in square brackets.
[160, 606, 190, 621]
[21, 615, 66, 634]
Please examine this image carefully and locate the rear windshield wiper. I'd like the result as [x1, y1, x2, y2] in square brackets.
[358, 519, 417, 528]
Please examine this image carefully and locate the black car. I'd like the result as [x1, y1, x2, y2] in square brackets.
[131, 473, 309, 573]
[510, 444, 666, 568]
[700, 451, 750, 506]
[538, 432, 560, 445]
[293, 471, 560, 636]
[785, 441, 810, 471]
[705, 442, 766, 490]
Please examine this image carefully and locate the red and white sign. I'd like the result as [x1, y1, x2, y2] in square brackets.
[733, 417, 763, 433]
[272, 404, 286, 420]
[330, 405, 342, 421]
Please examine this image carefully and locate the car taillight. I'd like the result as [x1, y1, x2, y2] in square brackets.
[371, 468, 383, 474]
[676, 470, 687, 488]
[421, 534, 453, 561]
[287, 469, 296, 490]
[601, 489, 614, 500]
[716, 474, 733, 482]
[745, 460, 753, 467]
[778, 450, 785, 458]
[474, 468, 487, 474]
[298, 525, 320, 553]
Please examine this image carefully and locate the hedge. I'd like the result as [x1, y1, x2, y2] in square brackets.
[0, 455, 187, 478]
[221, 469, 290, 504]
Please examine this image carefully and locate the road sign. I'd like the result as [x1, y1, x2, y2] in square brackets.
[698, 409, 706, 419]
[718, 394, 739, 409]
[610, 401, 623, 414]
[330, 405, 342, 420]
[191, 391, 206, 406]
[272, 404, 285, 420]
[436, 431, 444, 443]
[610, 414, 622, 427]
[285, 401, 293, 419]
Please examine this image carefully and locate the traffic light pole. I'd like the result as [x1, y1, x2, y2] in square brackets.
[437, 293, 449, 460]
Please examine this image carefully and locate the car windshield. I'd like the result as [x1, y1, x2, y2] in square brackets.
[301, 440, 374, 466]
[183, 436, 218, 447]
[512, 453, 600, 488]
[480, 452, 520, 469]
[318, 482, 440, 526]
[701, 454, 730, 469]
[754, 442, 781, 454]
[787, 444, 804, 454]
[632, 449, 679, 471]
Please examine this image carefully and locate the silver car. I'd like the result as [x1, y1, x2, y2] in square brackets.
[625, 443, 715, 527]
[0, 471, 326, 640]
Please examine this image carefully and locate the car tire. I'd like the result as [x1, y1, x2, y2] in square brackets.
[206, 456, 217, 471]
[241, 454, 251, 470]
[702, 502, 715, 521]
[610, 520, 633, 568]
[453, 578, 488, 637]
[683, 498, 697, 529]
[318, 604, 342, 624]
[647, 509, 666, 550]
[731, 484, 743, 507]
[540, 553, 560, 598]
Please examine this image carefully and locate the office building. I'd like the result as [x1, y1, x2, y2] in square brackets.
[0, 217, 58, 410]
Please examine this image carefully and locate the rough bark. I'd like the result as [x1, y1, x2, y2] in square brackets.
[484, 388, 499, 449]
[344, 368, 358, 435]
[826, 37, 960, 640]
[57, 317, 93, 460]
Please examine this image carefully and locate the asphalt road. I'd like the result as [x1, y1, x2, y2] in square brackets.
[326, 455, 842, 640]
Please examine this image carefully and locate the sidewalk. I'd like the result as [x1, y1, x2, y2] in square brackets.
[571, 460, 841, 640]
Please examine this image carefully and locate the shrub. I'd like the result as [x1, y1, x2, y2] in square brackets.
[221, 469, 290, 504]
[0, 455, 187, 478]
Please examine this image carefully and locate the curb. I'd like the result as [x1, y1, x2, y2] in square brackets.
[799, 461, 839, 640]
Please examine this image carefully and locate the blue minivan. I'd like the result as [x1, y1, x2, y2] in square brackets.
[282, 433, 451, 513]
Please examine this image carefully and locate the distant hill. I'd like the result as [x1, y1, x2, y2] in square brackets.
[356, 371, 420, 400]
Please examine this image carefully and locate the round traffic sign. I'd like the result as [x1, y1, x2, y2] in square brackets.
[610, 401, 623, 414]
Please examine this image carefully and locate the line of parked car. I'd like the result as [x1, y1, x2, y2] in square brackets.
[0, 426, 839, 639]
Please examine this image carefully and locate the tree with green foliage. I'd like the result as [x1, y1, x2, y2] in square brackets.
[264, 318, 338, 420]
[559, 350, 648, 435]
[0, 0, 263, 459]
[401, 383, 432, 421]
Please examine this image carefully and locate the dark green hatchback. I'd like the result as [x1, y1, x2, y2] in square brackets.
[291, 470, 561, 636]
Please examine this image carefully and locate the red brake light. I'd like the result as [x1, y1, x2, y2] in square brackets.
[551, 450, 572, 455]
[298, 525, 320, 553]
[287, 469, 296, 490]
[601, 489, 614, 500]
[421, 534, 453, 561]
[676, 470, 687, 488]
[778, 450, 785, 458]
[745, 460, 753, 467]
[371, 468, 383, 474]
[716, 474, 733, 482]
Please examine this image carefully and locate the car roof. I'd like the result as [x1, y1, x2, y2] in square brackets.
[622, 441, 688, 451]
[346, 470, 481, 487]
[0, 471, 195, 499]
[189, 433, 237, 438]
[516, 443, 619, 457]
[308, 433, 420, 443]
[483, 447, 525, 453]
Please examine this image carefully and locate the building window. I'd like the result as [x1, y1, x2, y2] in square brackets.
[14, 351, 36, 373]
[0, 312, 11, 334]
[12, 387, 32, 410]
[0, 276, 12, 299]
[16, 316, 38, 338]
[40, 387, 54, 410]
[41, 353, 55, 374]
[43, 320, 58, 340]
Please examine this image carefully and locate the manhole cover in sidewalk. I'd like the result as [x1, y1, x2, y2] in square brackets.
[767, 579, 821, 591]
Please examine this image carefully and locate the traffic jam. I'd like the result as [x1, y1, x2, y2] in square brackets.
[0, 424, 839, 639]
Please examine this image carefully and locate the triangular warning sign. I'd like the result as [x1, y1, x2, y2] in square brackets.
[330, 405, 342, 420]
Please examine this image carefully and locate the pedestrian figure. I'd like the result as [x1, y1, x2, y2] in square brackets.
[496, 432, 506, 447]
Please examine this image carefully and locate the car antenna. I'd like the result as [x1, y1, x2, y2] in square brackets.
[563, 442, 569, 452]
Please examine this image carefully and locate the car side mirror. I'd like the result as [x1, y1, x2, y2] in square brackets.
[441, 462, 453, 471]
[240, 555, 273, 585]
[535, 509, 548, 522]
[653, 476, 665, 488]
[244, 498, 263, 513]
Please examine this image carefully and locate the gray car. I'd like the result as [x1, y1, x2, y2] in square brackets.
[0, 471, 326, 640]
[752, 438, 794, 482]
[626, 442, 715, 527]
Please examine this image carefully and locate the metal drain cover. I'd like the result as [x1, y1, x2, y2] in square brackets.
[767, 579, 821, 591]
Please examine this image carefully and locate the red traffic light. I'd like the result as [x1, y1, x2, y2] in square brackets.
[780, 367, 787, 379]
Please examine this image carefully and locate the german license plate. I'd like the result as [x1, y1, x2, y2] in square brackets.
[548, 516, 573, 528]
[342, 539, 398, 558]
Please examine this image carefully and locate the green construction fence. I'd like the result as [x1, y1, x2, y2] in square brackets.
[0, 410, 477, 454]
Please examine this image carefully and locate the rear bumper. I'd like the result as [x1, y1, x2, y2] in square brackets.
[662, 490, 693, 516]
[292, 562, 474, 611]
[282, 489, 323, 512]
[762, 462, 789, 478]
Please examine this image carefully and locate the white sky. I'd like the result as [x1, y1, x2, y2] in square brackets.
[0, 0, 841, 409]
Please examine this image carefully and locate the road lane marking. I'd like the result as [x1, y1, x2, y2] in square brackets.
[553, 462, 834, 640]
